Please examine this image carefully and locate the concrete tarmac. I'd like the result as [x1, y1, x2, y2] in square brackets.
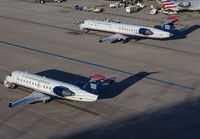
[0, 0, 200, 138]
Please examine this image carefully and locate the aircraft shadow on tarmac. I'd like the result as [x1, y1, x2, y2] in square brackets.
[165, 25, 200, 40]
[54, 97, 200, 139]
[65, 31, 81, 35]
[36, 69, 157, 99]
[99, 71, 158, 99]
[36, 69, 89, 84]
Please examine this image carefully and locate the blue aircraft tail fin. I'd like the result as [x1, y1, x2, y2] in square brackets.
[163, 17, 179, 32]
[154, 17, 179, 32]
[75, 74, 118, 95]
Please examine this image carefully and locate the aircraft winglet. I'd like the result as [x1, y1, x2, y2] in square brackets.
[8, 100, 13, 107]
[99, 36, 103, 43]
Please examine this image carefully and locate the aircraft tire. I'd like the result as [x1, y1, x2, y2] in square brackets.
[122, 39, 128, 43]
[43, 100, 48, 103]
[84, 29, 89, 33]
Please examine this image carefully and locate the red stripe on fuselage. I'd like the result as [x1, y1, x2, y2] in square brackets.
[162, 1, 169, 3]
[165, 6, 177, 8]
[163, 3, 175, 6]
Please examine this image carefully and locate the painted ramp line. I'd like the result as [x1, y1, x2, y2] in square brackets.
[0, 41, 195, 91]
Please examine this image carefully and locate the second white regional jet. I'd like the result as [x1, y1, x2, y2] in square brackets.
[80, 17, 179, 43]
[4, 71, 118, 107]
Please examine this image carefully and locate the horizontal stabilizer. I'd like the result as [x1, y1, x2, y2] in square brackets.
[164, 17, 179, 25]
[89, 74, 119, 83]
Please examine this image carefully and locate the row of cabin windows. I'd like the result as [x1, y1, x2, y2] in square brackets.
[119, 27, 137, 32]
[88, 23, 137, 32]
[89, 23, 100, 27]
[89, 23, 137, 32]
[17, 78, 52, 90]
[89, 23, 110, 28]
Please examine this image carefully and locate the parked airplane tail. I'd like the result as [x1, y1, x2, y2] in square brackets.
[75, 74, 119, 94]
[162, 0, 179, 11]
[155, 17, 179, 32]
[8, 100, 13, 107]
[163, 17, 179, 31]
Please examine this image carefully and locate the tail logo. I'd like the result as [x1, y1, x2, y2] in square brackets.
[162, 0, 177, 9]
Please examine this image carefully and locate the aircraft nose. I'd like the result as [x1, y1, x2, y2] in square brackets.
[5, 75, 10, 81]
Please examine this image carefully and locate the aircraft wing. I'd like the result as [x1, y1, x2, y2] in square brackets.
[8, 91, 51, 107]
[99, 34, 127, 43]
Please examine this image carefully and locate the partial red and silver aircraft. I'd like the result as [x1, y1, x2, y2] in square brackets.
[4, 71, 119, 107]
[158, 0, 200, 11]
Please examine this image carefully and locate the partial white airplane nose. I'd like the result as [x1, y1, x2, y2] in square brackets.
[4, 75, 12, 88]
[5, 75, 11, 82]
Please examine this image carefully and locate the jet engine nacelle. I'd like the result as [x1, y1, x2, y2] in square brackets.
[53, 86, 75, 97]
[179, 1, 191, 7]
[139, 28, 153, 35]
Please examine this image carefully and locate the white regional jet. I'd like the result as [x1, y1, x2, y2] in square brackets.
[4, 71, 118, 107]
[159, 0, 200, 12]
[80, 17, 179, 43]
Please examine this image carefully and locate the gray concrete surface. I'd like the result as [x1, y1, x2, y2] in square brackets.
[0, 0, 200, 138]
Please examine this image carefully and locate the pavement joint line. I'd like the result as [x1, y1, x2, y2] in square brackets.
[0, 40, 196, 91]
